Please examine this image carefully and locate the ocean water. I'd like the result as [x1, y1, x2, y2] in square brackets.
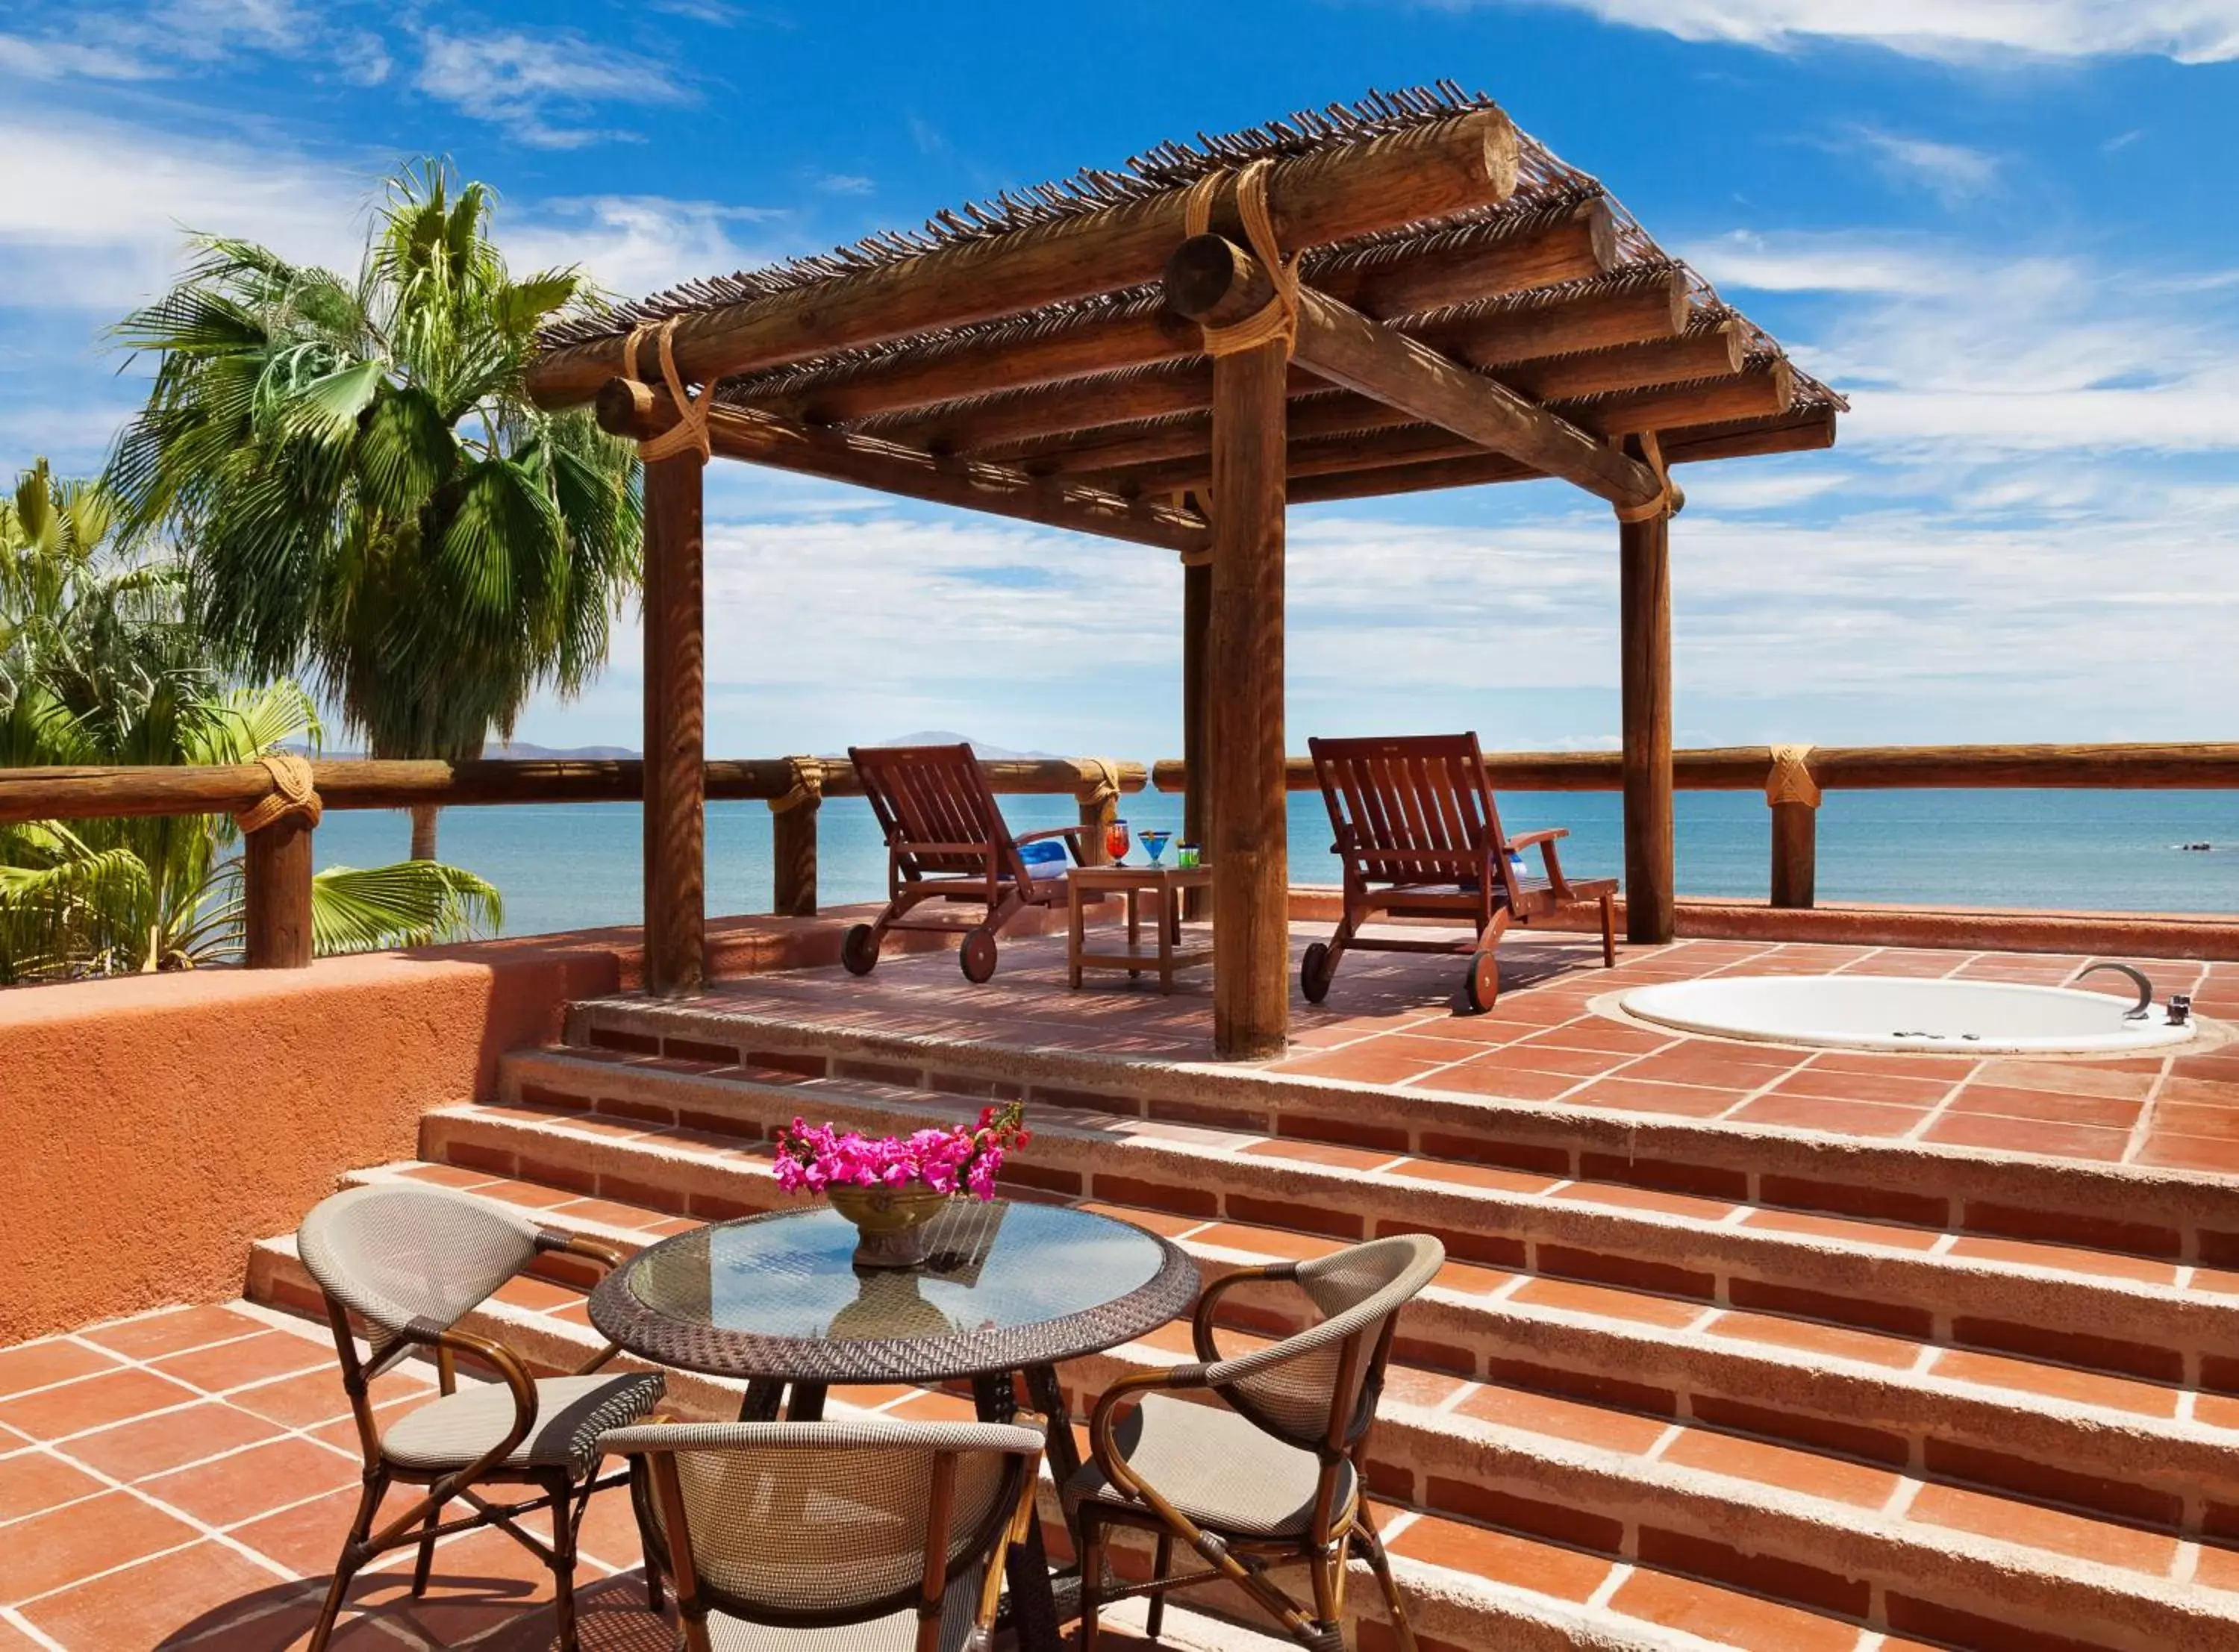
[312, 789, 2239, 939]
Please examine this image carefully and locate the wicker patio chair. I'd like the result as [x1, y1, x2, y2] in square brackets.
[296, 1183, 665, 1652]
[1070, 1233, 1446, 1652]
[603, 1418, 1045, 1651]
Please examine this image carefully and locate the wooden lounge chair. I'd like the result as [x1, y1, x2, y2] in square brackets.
[1302, 732, 1617, 1013]
[844, 741, 1094, 983]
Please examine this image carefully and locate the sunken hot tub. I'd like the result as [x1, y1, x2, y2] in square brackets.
[1617, 974, 2200, 1056]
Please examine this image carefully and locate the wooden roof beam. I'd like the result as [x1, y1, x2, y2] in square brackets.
[595, 379, 1210, 556]
[1164, 234, 1659, 510]
[1026, 322, 1743, 480]
[741, 199, 1623, 429]
[1081, 356, 1794, 497]
[871, 269, 1691, 458]
[1310, 196, 1617, 316]
[1284, 406, 1837, 504]
[529, 108, 1519, 408]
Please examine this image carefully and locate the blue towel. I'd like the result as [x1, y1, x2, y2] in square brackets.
[1018, 839, 1069, 869]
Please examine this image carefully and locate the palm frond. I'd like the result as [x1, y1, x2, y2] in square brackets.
[311, 860, 503, 954]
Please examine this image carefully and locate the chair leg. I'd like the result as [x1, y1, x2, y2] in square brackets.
[1600, 892, 1617, 967]
[1357, 1507, 1420, 1652]
[307, 1473, 386, 1652]
[548, 1474, 583, 1652]
[1146, 1531, 1173, 1642]
[1078, 1509, 1106, 1652]
[410, 1496, 443, 1596]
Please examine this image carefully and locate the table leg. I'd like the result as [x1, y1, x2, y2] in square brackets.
[1068, 885, 1084, 989]
[1127, 888, 1141, 979]
[784, 1383, 827, 1421]
[975, 1371, 1065, 1651]
[1158, 886, 1175, 995]
[737, 1380, 785, 1421]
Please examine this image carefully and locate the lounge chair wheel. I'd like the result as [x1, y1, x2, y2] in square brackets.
[841, 923, 879, 977]
[1300, 941, 1334, 1004]
[1464, 948, 1499, 1013]
[959, 925, 999, 983]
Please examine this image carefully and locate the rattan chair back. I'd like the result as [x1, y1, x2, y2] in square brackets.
[299, 1183, 544, 1357]
[1210, 1234, 1445, 1454]
[606, 1420, 1042, 1645]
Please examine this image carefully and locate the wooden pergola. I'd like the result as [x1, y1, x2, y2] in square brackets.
[525, 84, 1840, 1060]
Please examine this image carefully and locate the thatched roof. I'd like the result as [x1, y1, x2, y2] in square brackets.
[531, 84, 1838, 522]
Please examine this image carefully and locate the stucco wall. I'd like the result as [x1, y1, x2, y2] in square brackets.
[0, 941, 624, 1347]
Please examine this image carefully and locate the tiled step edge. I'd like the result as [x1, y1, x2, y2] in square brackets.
[558, 996, 2239, 1265]
[475, 1057, 2239, 1386]
[242, 1207, 1727, 1652]
[260, 1172, 2232, 1652]
[333, 1157, 2239, 1534]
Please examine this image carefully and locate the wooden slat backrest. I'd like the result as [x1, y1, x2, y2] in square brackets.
[1309, 733, 1511, 886]
[849, 744, 1022, 882]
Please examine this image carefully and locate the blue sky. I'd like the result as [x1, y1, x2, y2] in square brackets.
[4, 1, 2238, 760]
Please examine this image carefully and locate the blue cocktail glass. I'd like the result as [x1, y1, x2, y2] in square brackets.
[1140, 829, 1172, 866]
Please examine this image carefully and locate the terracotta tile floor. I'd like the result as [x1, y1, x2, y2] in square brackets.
[663, 925, 2239, 1171]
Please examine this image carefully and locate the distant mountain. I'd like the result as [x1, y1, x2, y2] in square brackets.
[867, 730, 1058, 760]
[302, 742, 640, 760]
[483, 742, 639, 760]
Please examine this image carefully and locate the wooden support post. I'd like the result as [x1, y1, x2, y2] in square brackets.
[1181, 556, 1211, 921]
[643, 453, 707, 996]
[1770, 802, 1817, 910]
[1205, 341, 1291, 1059]
[242, 818, 314, 969]
[771, 799, 820, 917]
[1620, 498, 1676, 946]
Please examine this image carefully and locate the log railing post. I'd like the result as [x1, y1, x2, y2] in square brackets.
[1619, 472, 1676, 946]
[770, 757, 823, 918]
[643, 451, 707, 996]
[1181, 554, 1211, 920]
[237, 754, 320, 969]
[1076, 763, 1120, 867]
[242, 817, 314, 968]
[1767, 745, 1820, 910]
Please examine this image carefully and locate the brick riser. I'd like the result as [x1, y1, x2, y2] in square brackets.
[561, 996, 2239, 1268]
[496, 1047, 2239, 1395]
[485, 1052, 2239, 1524]
[240, 1213, 1705, 1652]
[254, 1163, 2238, 1652]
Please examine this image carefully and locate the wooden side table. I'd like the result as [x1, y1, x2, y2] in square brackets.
[1067, 864, 1214, 992]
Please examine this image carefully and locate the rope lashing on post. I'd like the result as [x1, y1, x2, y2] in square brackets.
[623, 317, 713, 463]
[1766, 744, 1823, 809]
[1184, 160, 1300, 358]
[1611, 429, 1676, 524]
[771, 756, 825, 814]
[236, 753, 323, 834]
[1076, 757, 1122, 810]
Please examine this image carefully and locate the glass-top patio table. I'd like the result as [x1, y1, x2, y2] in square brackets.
[588, 1199, 1200, 1649]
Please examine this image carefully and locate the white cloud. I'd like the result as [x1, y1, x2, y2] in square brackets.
[414, 27, 691, 148]
[1854, 129, 2002, 207]
[1493, 1, 2239, 63]
[1705, 231, 2239, 459]
[503, 196, 787, 303]
[0, 31, 165, 79]
[1682, 230, 1961, 295]
[0, 114, 369, 312]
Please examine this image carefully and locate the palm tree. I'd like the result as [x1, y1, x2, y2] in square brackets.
[106, 160, 642, 860]
[0, 458, 502, 983]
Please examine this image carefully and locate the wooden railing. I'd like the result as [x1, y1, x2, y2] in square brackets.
[0, 755, 1146, 969]
[1150, 742, 2239, 912]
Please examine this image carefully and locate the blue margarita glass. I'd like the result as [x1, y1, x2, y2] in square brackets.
[1140, 829, 1172, 866]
